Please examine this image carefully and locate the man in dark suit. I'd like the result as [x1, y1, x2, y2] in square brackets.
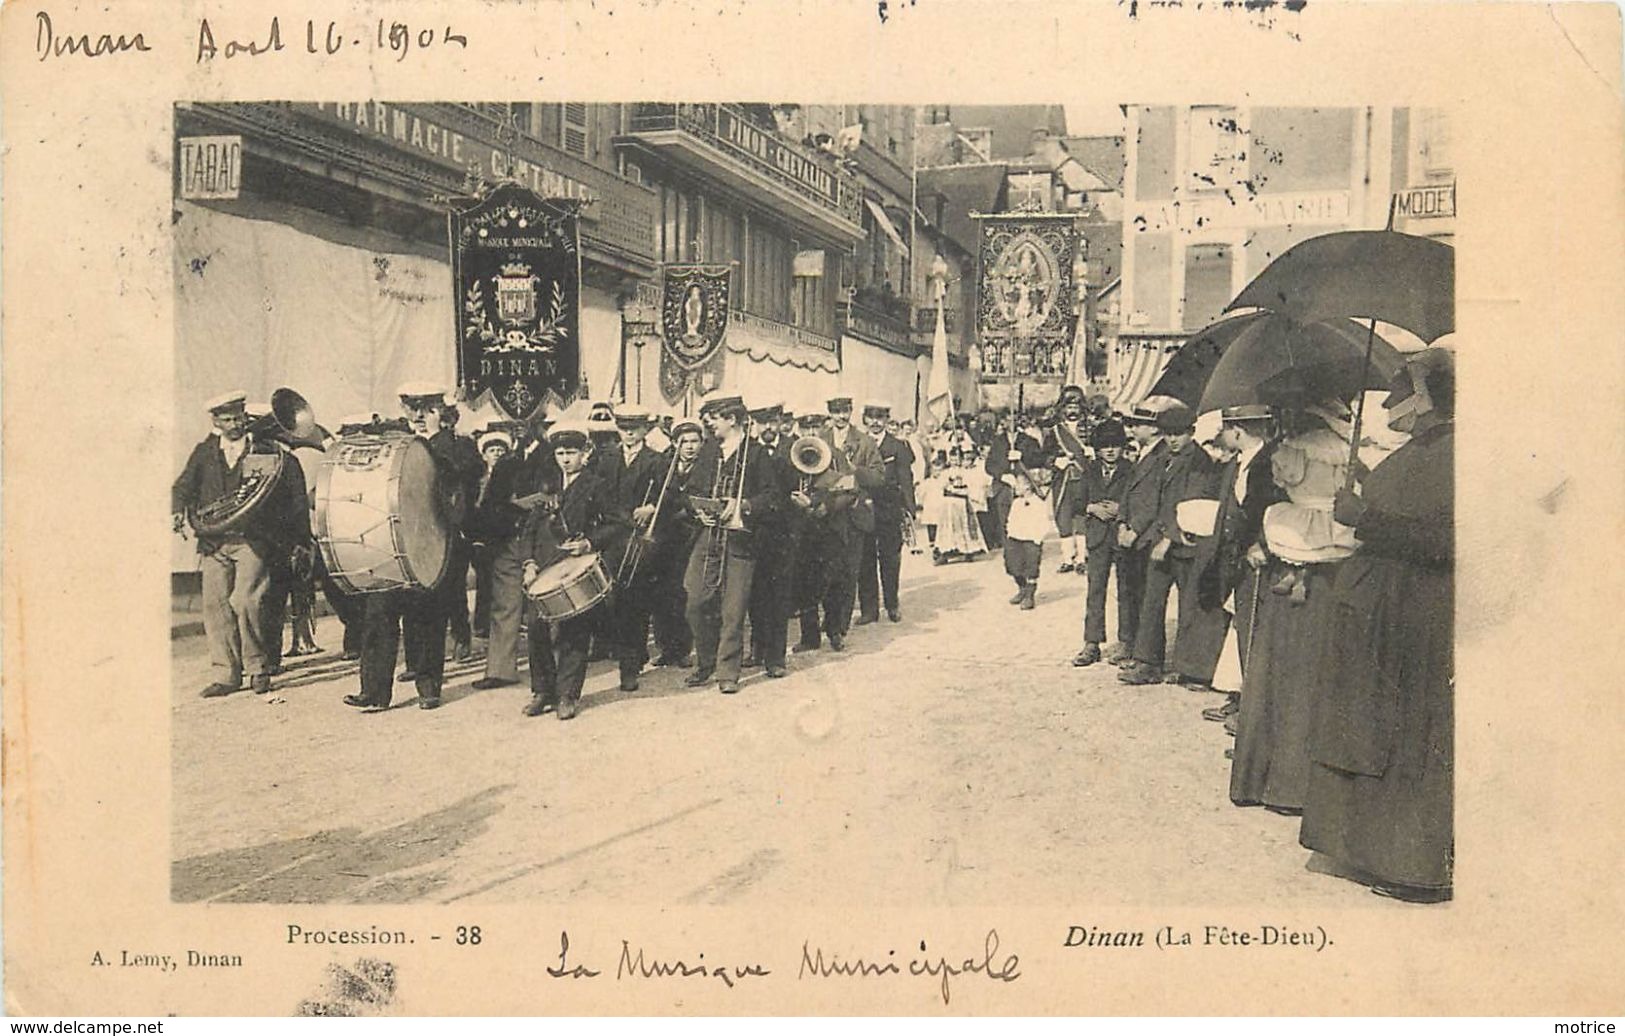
[1189, 404, 1285, 717]
[1120, 403, 1223, 686]
[173, 390, 310, 698]
[518, 422, 629, 721]
[982, 411, 1024, 548]
[1108, 403, 1168, 670]
[472, 409, 561, 691]
[650, 418, 704, 666]
[744, 399, 796, 678]
[597, 406, 669, 692]
[796, 395, 884, 652]
[857, 400, 916, 625]
[1071, 418, 1137, 667]
[682, 393, 781, 693]
[343, 384, 481, 711]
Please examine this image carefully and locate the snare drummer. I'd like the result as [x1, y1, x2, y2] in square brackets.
[343, 384, 475, 712]
[519, 422, 629, 721]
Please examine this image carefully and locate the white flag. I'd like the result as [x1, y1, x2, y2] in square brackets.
[925, 279, 954, 425]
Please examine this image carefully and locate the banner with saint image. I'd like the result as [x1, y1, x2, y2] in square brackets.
[451, 182, 581, 420]
[659, 264, 732, 405]
[974, 214, 1080, 383]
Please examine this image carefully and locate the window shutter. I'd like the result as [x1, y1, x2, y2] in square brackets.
[562, 103, 590, 157]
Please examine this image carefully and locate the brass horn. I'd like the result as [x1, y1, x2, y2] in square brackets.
[266, 387, 332, 451]
[790, 435, 832, 478]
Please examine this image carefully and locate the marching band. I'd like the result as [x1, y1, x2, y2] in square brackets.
[174, 382, 929, 718]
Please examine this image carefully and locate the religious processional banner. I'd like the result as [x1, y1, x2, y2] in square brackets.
[658, 264, 732, 406]
[974, 214, 1081, 384]
[451, 182, 581, 420]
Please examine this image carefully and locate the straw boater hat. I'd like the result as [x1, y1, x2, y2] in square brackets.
[547, 419, 592, 450]
[611, 403, 657, 427]
[862, 399, 891, 418]
[205, 390, 248, 415]
[826, 394, 854, 414]
[697, 390, 747, 418]
[748, 395, 785, 421]
[670, 416, 703, 440]
[477, 427, 515, 453]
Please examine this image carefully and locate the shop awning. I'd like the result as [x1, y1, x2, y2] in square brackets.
[864, 197, 910, 257]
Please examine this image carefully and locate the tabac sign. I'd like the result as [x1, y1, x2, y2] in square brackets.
[177, 135, 242, 199]
[451, 182, 581, 420]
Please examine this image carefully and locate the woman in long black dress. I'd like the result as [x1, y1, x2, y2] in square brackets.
[1299, 348, 1455, 903]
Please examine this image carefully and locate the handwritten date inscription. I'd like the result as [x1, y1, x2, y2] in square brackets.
[195, 17, 467, 61]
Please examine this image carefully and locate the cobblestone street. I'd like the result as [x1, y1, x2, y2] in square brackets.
[172, 548, 1383, 909]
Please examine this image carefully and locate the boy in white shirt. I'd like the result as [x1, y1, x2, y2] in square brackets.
[1002, 442, 1059, 610]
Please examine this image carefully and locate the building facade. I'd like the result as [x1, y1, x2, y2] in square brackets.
[1115, 105, 1454, 406]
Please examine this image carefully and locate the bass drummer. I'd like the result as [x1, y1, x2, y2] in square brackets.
[518, 420, 629, 721]
[343, 383, 479, 713]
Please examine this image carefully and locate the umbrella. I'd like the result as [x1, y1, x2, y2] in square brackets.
[1226, 230, 1454, 343]
[1148, 312, 1402, 413]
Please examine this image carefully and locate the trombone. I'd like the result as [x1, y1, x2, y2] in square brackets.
[614, 450, 680, 586]
[700, 431, 750, 592]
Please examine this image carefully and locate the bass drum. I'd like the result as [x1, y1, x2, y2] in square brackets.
[315, 433, 451, 594]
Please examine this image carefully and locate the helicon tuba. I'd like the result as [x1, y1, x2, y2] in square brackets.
[790, 435, 832, 491]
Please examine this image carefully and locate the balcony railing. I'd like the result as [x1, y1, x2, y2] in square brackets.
[913, 306, 960, 335]
[730, 308, 837, 353]
[838, 298, 913, 354]
[624, 103, 862, 228]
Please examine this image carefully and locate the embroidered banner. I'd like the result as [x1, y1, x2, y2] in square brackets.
[451, 182, 581, 420]
[659, 264, 732, 405]
[974, 215, 1080, 383]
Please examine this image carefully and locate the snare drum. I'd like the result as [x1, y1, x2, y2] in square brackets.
[315, 433, 452, 594]
[524, 552, 612, 621]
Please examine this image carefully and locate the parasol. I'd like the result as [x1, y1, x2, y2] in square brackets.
[1149, 312, 1402, 413]
[1226, 229, 1455, 343]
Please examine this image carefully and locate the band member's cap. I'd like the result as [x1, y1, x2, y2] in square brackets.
[611, 405, 657, 426]
[477, 428, 515, 452]
[1155, 403, 1197, 433]
[547, 422, 592, 450]
[669, 417, 703, 439]
[1059, 383, 1086, 403]
[697, 392, 746, 416]
[862, 400, 892, 417]
[244, 401, 273, 419]
[748, 396, 785, 419]
[205, 390, 248, 414]
[396, 381, 451, 405]
[826, 395, 854, 413]
[1220, 403, 1273, 423]
[1091, 419, 1128, 448]
[799, 412, 830, 427]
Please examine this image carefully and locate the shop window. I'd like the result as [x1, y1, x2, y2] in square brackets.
[1182, 242, 1234, 332]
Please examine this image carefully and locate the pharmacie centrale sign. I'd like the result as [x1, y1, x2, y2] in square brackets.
[295, 102, 598, 212]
